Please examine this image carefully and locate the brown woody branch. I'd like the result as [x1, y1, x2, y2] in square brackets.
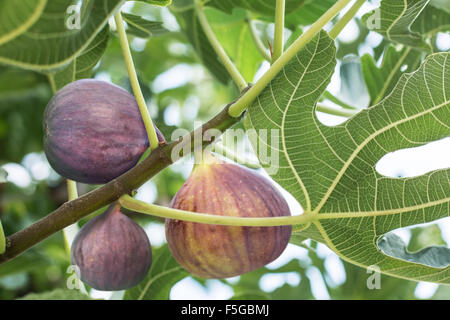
[0, 96, 246, 264]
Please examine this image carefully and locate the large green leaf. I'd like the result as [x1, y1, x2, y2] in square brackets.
[246, 30, 450, 283]
[361, 45, 423, 106]
[123, 245, 188, 300]
[0, 0, 124, 72]
[204, 0, 305, 17]
[48, 26, 110, 91]
[362, 0, 430, 50]
[170, 0, 230, 84]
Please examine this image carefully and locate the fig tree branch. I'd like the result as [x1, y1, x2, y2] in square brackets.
[0, 0, 358, 265]
[0, 99, 243, 264]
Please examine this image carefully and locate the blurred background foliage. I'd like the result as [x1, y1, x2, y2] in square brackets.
[0, 0, 449, 300]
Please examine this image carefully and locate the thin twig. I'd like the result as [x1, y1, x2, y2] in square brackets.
[246, 14, 271, 61]
[0, 95, 245, 264]
[228, 0, 353, 117]
[272, 0, 285, 63]
[195, 1, 247, 90]
[114, 11, 160, 150]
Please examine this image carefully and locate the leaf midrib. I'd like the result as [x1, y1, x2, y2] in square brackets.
[317, 196, 450, 219]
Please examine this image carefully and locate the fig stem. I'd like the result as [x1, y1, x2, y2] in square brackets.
[114, 11, 160, 150]
[212, 143, 261, 169]
[227, 0, 353, 117]
[328, 0, 366, 40]
[63, 180, 81, 254]
[246, 14, 271, 62]
[47, 74, 57, 94]
[322, 91, 358, 110]
[0, 103, 241, 264]
[119, 194, 314, 227]
[0, 220, 5, 254]
[67, 180, 78, 200]
[0, 1, 359, 264]
[194, 0, 247, 91]
[64, 179, 88, 294]
[316, 103, 359, 117]
[272, 0, 285, 63]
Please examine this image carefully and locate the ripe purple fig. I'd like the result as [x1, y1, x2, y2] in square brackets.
[43, 79, 165, 184]
[71, 203, 152, 291]
[165, 153, 292, 279]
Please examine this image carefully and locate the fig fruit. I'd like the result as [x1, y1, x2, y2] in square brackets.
[43, 79, 164, 184]
[71, 203, 152, 291]
[165, 153, 292, 278]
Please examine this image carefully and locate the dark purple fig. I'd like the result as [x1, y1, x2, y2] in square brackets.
[43, 79, 165, 184]
[71, 203, 152, 291]
[165, 153, 292, 279]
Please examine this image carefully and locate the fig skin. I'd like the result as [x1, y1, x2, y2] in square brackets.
[71, 203, 152, 291]
[165, 154, 292, 279]
[43, 79, 165, 184]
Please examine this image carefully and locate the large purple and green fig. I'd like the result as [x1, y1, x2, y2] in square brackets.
[43, 79, 164, 184]
[71, 203, 152, 291]
[165, 153, 292, 279]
